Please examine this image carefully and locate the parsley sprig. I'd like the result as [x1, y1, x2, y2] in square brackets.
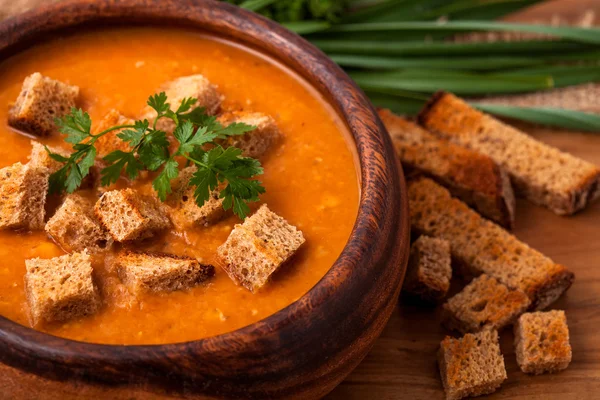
[48, 93, 265, 219]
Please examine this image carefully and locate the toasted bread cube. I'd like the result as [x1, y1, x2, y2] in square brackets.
[94, 188, 171, 242]
[514, 310, 572, 374]
[217, 111, 281, 158]
[403, 236, 451, 302]
[166, 166, 226, 229]
[93, 110, 136, 158]
[443, 275, 531, 334]
[46, 194, 113, 253]
[141, 74, 222, 132]
[116, 251, 215, 294]
[24, 251, 101, 326]
[218, 204, 305, 292]
[408, 177, 574, 310]
[29, 140, 68, 173]
[8, 72, 79, 136]
[0, 162, 48, 230]
[438, 329, 507, 400]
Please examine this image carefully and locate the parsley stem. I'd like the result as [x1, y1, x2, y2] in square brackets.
[90, 124, 136, 139]
[183, 154, 212, 171]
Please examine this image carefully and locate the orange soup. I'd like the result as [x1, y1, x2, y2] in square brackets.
[0, 28, 359, 344]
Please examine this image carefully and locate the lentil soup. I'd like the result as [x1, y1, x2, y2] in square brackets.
[0, 27, 359, 345]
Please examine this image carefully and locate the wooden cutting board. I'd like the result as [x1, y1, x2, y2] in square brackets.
[330, 1, 600, 399]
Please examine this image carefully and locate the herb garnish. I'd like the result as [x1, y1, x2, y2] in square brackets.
[47, 93, 265, 219]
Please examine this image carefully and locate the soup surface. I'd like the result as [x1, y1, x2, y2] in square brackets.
[0, 28, 359, 344]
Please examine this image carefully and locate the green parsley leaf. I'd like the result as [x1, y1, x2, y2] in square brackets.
[178, 107, 212, 126]
[147, 92, 170, 115]
[55, 107, 92, 144]
[176, 97, 197, 114]
[48, 165, 68, 195]
[65, 163, 83, 193]
[188, 146, 264, 219]
[138, 130, 170, 171]
[102, 150, 143, 183]
[153, 159, 179, 201]
[173, 120, 195, 145]
[78, 146, 96, 177]
[117, 120, 149, 147]
[215, 122, 256, 138]
[44, 146, 69, 163]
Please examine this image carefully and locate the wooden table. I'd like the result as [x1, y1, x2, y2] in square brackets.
[330, 1, 600, 399]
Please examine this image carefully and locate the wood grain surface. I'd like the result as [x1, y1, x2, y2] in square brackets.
[330, 1, 600, 399]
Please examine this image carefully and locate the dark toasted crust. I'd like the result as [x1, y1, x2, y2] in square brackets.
[417, 91, 600, 216]
[571, 170, 600, 215]
[380, 109, 515, 228]
[122, 250, 211, 265]
[408, 177, 574, 309]
[530, 268, 575, 311]
[7, 117, 51, 137]
[416, 90, 448, 127]
[117, 251, 215, 293]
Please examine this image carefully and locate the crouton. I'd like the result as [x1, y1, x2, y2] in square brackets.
[94, 188, 171, 242]
[217, 204, 305, 292]
[45, 194, 113, 253]
[8, 72, 79, 136]
[0, 162, 48, 230]
[217, 111, 281, 158]
[93, 110, 136, 158]
[28, 140, 68, 173]
[438, 329, 507, 400]
[403, 235, 451, 302]
[24, 251, 101, 326]
[166, 166, 226, 229]
[116, 251, 215, 294]
[141, 74, 222, 132]
[418, 91, 600, 215]
[379, 109, 515, 228]
[514, 310, 572, 374]
[443, 274, 531, 334]
[408, 177, 574, 310]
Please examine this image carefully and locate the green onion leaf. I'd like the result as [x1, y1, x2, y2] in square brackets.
[326, 21, 600, 45]
[473, 103, 600, 132]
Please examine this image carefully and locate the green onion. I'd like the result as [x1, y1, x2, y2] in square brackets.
[473, 104, 600, 132]
[350, 69, 554, 95]
[499, 65, 600, 88]
[423, 0, 546, 20]
[283, 21, 331, 35]
[367, 92, 427, 115]
[326, 21, 600, 45]
[330, 54, 546, 70]
[311, 39, 593, 56]
[238, 0, 276, 11]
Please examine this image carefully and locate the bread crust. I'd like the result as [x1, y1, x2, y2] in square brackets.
[116, 251, 215, 294]
[408, 177, 574, 310]
[379, 109, 515, 228]
[8, 72, 79, 136]
[418, 91, 600, 215]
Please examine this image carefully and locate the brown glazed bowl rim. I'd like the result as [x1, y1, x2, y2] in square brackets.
[0, 0, 407, 393]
